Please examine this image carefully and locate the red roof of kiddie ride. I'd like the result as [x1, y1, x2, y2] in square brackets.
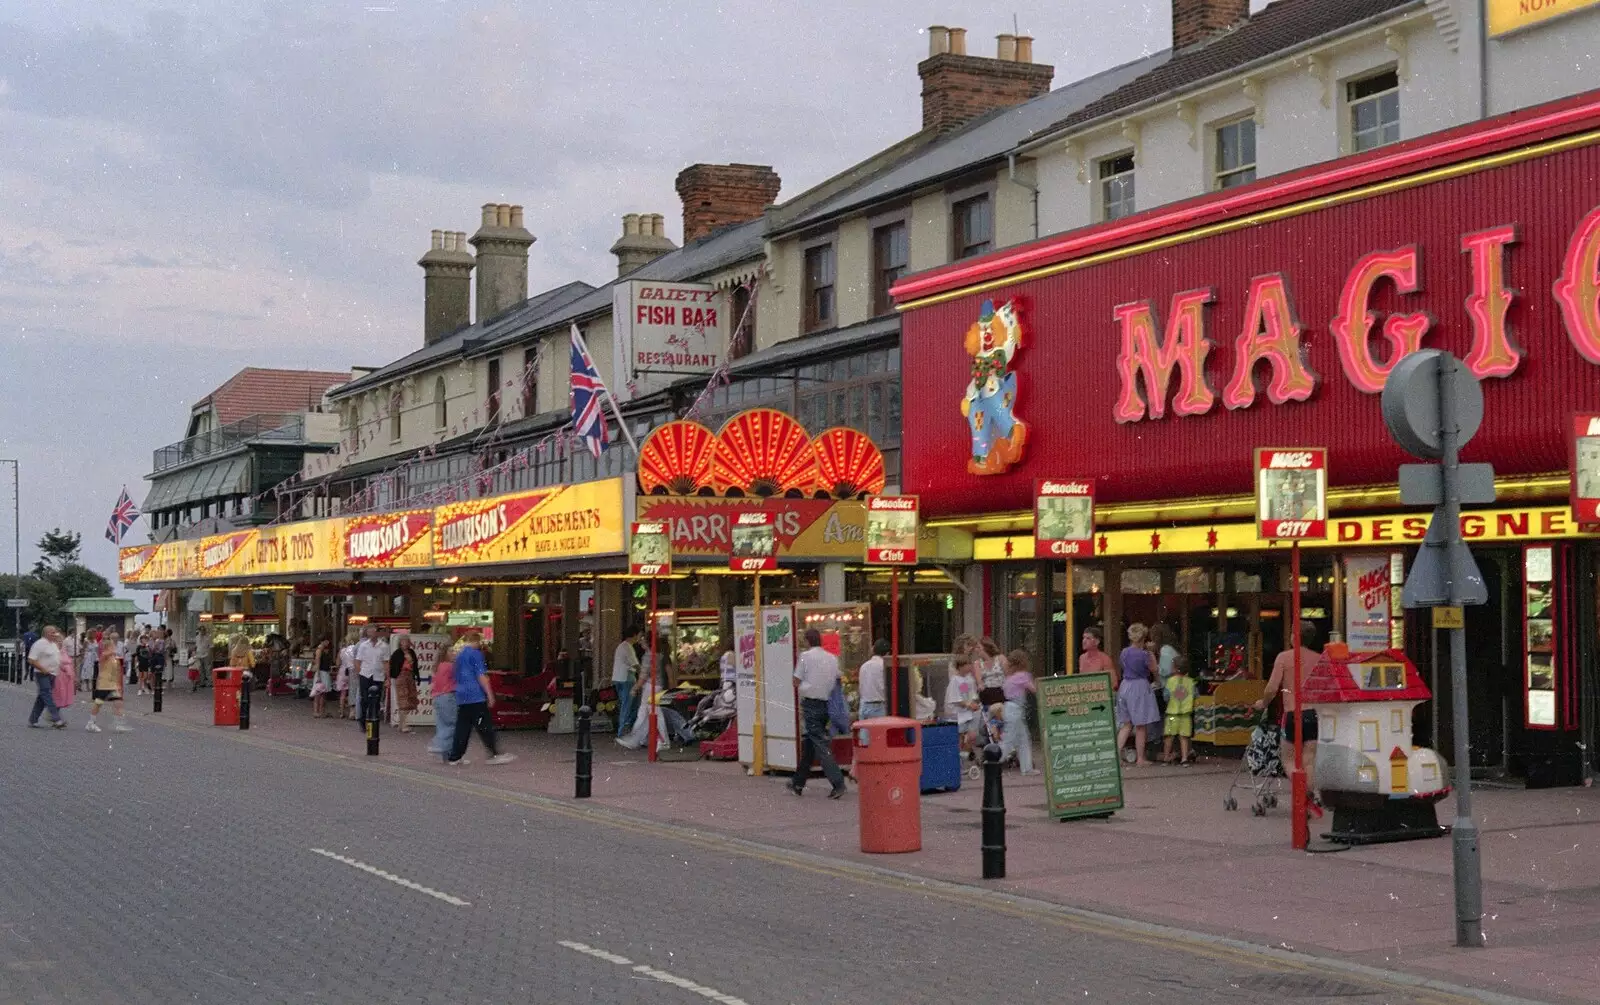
[1302, 648, 1433, 705]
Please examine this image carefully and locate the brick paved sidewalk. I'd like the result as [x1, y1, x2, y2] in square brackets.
[65, 682, 1600, 1003]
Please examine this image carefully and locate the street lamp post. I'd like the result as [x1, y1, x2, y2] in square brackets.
[1, 460, 18, 644]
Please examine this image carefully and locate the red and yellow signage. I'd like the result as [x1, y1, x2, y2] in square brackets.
[629, 520, 671, 577]
[1488, 0, 1600, 36]
[433, 478, 624, 567]
[343, 510, 433, 570]
[1255, 448, 1328, 540]
[1573, 414, 1600, 524]
[1034, 479, 1095, 558]
[200, 531, 257, 579]
[119, 539, 202, 585]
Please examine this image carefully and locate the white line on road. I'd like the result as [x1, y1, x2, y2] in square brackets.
[557, 941, 749, 1004]
[308, 848, 471, 906]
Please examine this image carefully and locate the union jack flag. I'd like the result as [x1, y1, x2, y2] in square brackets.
[105, 487, 140, 545]
[569, 323, 610, 458]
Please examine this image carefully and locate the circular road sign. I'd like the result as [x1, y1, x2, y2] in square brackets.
[1381, 350, 1484, 461]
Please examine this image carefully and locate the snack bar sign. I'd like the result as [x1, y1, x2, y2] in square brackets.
[344, 510, 434, 570]
[1256, 448, 1329, 540]
[1034, 479, 1095, 558]
[864, 495, 919, 565]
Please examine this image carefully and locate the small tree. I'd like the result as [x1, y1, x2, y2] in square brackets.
[33, 529, 82, 575]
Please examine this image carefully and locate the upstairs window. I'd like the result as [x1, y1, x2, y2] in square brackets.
[1098, 153, 1136, 221]
[522, 347, 538, 416]
[803, 243, 836, 333]
[1348, 70, 1400, 153]
[486, 357, 501, 425]
[872, 221, 909, 316]
[434, 377, 447, 430]
[952, 195, 992, 259]
[1214, 117, 1257, 190]
[729, 284, 755, 358]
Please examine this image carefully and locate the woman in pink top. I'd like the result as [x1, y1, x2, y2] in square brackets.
[426, 653, 458, 760]
[1000, 649, 1039, 775]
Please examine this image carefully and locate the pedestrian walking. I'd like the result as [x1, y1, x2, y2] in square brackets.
[426, 648, 458, 760]
[77, 633, 97, 694]
[354, 626, 390, 726]
[1115, 623, 1162, 767]
[976, 636, 1007, 709]
[86, 631, 131, 733]
[611, 623, 641, 737]
[196, 630, 213, 687]
[1001, 649, 1039, 774]
[389, 635, 418, 733]
[336, 631, 357, 719]
[148, 627, 169, 688]
[447, 631, 514, 766]
[61, 631, 80, 693]
[309, 637, 333, 718]
[856, 638, 889, 719]
[789, 628, 846, 799]
[26, 626, 68, 728]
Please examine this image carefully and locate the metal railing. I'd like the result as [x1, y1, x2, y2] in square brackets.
[152, 413, 309, 473]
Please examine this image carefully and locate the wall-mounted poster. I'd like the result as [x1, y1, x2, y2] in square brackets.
[1343, 555, 1392, 652]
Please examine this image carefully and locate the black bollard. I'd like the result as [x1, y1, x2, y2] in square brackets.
[575, 704, 593, 799]
[981, 741, 1006, 880]
[364, 679, 380, 756]
[153, 670, 163, 713]
[238, 672, 252, 730]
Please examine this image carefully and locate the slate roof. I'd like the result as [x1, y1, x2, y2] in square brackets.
[196, 368, 350, 424]
[1030, 0, 1422, 142]
[771, 49, 1172, 236]
[330, 280, 595, 399]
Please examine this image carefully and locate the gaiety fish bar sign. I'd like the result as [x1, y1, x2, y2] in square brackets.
[893, 96, 1600, 515]
[432, 478, 625, 567]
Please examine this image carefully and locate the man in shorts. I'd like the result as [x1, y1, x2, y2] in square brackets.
[86, 632, 132, 733]
[1255, 619, 1322, 798]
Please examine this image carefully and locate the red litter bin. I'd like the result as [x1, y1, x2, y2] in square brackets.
[212, 667, 241, 727]
[854, 717, 922, 854]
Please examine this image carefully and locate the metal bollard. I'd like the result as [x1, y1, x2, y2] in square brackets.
[153, 671, 163, 713]
[981, 742, 1006, 879]
[364, 680, 380, 756]
[575, 704, 593, 799]
[238, 672, 252, 730]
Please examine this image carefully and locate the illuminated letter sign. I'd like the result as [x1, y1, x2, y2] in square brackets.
[1555, 204, 1600, 365]
[1034, 479, 1095, 558]
[1329, 247, 1433, 394]
[1111, 288, 1216, 423]
[1255, 447, 1329, 541]
[1461, 225, 1523, 379]
[1223, 274, 1317, 410]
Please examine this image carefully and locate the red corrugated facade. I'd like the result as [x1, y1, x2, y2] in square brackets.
[896, 93, 1600, 519]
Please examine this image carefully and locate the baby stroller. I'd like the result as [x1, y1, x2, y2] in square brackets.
[685, 680, 737, 741]
[1224, 708, 1285, 816]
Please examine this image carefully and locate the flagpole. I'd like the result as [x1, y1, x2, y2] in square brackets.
[570, 323, 639, 457]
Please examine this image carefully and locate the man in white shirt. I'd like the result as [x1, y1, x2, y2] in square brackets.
[856, 639, 890, 719]
[354, 627, 391, 724]
[611, 624, 642, 737]
[789, 628, 846, 799]
[27, 626, 67, 728]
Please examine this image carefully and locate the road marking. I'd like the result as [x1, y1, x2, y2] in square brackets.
[557, 941, 748, 1004]
[308, 848, 470, 906]
[138, 714, 1524, 1005]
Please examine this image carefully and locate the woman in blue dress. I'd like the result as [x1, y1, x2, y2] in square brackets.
[1114, 623, 1162, 767]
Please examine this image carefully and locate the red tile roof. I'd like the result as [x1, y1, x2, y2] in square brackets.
[1302, 648, 1433, 705]
[196, 367, 350, 425]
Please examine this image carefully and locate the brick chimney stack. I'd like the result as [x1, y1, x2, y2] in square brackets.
[469, 203, 535, 323]
[1172, 0, 1250, 50]
[609, 213, 678, 277]
[417, 229, 474, 345]
[674, 164, 782, 244]
[918, 25, 1054, 135]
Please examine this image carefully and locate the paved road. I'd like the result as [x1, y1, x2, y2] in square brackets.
[0, 686, 1544, 1005]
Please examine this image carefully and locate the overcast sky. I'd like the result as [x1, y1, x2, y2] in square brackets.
[0, 0, 1270, 598]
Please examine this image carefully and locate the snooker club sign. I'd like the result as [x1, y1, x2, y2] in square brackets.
[1114, 209, 1600, 423]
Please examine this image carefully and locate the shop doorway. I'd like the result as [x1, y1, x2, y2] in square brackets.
[519, 602, 561, 676]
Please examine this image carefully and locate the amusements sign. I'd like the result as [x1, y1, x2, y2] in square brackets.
[730, 511, 777, 571]
[629, 520, 672, 576]
[1034, 479, 1095, 558]
[1255, 447, 1328, 541]
[433, 478, 625, 567]
[864, 495, 918, 565]
[1038, 672, 1124, 820]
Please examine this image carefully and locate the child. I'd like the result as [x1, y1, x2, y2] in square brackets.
[1161, 654, 1197, 766]
[984, 702, 1007, 755]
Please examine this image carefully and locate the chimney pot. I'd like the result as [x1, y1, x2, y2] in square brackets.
[918, 31, 1054, 133]
[948, 27, 967, 55]
[419, 226, 475, 345]
[509, 204, 524, 228]
[610, 210, 678, 277]
[470, 201, 535, 322]
[1015, 35, 1034, 62]
[481, 203, 496, 227]
[996, 33, 1016, 61]
[431, 229, 443, 250]
[927, 25, 949, 56]
[623, 212, 641, 236]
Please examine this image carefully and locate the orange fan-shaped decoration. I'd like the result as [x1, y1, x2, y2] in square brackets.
[712, 408, 818, 497]
[811, 427, 887, 499]
[637, 420, 717, 495]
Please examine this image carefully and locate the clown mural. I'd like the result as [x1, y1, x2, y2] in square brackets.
[961, 298, 1028, 476]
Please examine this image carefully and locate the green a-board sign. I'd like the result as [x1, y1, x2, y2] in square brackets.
[1039, 672, 1124, 820]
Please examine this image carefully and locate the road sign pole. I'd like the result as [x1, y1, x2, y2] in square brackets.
[1290, 542, 1308, 851]
[1439, 358, 1484, 948]
[647, 578, 659, 764]
[1064, 560, 1076, 676]
[889, 566, 900, 716]
[751, 572, 765, 777]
